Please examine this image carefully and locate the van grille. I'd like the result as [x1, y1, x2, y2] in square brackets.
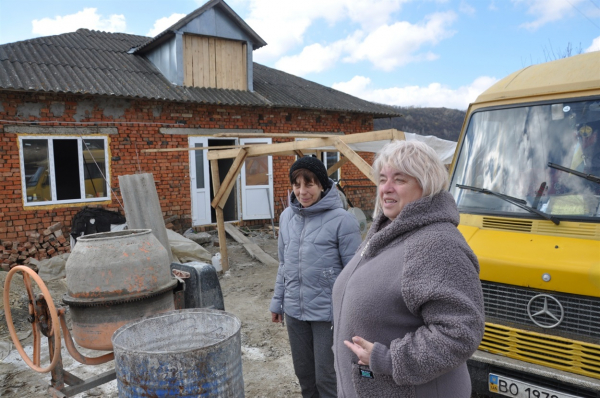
[479, 217, 600, 238]
[535, 223, 599, 238]
[482, 281, 600, 339]
[480, 323, 600, 379]
[481, 217, 532, 232]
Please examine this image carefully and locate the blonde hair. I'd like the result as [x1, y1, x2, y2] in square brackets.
[372, 140, 449, 217]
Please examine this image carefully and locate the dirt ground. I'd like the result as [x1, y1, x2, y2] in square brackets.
[0, 229, 489, 398]
[0, 230, 300, 398]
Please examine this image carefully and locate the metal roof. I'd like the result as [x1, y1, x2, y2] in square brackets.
[475, 51, 600, 104]
[134, 0, 267, 54]
[0, 29, 397, 117]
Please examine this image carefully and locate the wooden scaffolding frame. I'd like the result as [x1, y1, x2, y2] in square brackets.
[205, 129, 406, 271]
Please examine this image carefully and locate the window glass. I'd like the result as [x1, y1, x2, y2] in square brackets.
[245, 156, 269, 186]
[194, 144, 205, 189]
[450, 99, 600, 219]
[323, 151, 340, 181]
[82, 139, 107, 198]
[23, 139, 51, 203]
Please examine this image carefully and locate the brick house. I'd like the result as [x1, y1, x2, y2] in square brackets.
[0, 0, 396, 253]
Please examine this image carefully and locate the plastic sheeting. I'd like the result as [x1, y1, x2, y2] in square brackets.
[167, 229, 213, 264]
[308, 133, 457, 164]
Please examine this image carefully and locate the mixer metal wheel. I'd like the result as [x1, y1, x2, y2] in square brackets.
[3, 265, 61, 373]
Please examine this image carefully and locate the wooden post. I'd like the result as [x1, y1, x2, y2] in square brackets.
[327, 156, 349, 176]
[211, 148, 248, 209]
[210, 159, 229, 272]
[333, 139, 377, 184]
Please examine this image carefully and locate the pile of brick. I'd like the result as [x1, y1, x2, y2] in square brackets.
[1, 222, 70, 272]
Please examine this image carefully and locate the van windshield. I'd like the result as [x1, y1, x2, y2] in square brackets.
[449, 98, 600, 219]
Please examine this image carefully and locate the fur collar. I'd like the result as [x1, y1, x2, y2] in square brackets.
[363, 191, 459, 258]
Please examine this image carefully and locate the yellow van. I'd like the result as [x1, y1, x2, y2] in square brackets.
[449, 51, 600, 397]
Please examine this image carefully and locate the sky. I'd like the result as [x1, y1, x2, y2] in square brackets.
[0, 0, 599, 111]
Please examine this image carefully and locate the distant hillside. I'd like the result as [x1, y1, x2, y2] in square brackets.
[373, 106, 466, 142]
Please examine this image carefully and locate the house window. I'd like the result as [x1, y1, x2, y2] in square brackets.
[294, 137, 341, 183]
[322, 152, 340, 182]
[20, 136, 109, 206]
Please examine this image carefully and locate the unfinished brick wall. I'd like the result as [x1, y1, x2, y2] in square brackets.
[0, 92, 378, 249]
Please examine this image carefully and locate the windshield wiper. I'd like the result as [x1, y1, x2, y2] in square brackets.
[456, 184, 560, 225]
[547, 162, 600, 185]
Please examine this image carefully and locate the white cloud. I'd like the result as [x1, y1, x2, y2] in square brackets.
[275, 43, 343, 76]
[332, 75, 498, 110]
[344, 12, 457, 71]
[147, 13, 186, 37]
[586, 36, 600, 53]
[271, 10, 457, 75]
[344, 0, 409, 31]
[513, 0, 584, 30]
[246, 0, 409, 62]
[274, 32, 362, 76]
[459, 1, 476, 16]
[31, 8, 125, 36]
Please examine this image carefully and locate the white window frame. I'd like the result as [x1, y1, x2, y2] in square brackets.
[294, 138, 341, 182]
[19, 135, 110, 207]
[321, 151, 341, 182]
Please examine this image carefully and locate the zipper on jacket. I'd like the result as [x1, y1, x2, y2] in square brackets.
[298, 212, 306, 317]
[360, 240, 370, 257]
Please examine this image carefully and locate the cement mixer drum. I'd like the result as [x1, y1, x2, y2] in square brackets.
[63, 229, 176, 350]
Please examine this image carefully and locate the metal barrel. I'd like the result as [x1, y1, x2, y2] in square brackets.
[112, 308, 244, 397]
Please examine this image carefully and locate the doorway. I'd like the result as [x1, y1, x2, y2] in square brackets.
[189, 137, 239, 226]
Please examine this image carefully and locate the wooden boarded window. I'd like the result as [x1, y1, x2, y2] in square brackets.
[183, 35, 248, 90]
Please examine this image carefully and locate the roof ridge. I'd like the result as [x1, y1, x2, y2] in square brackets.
[0, 29, 148, 51]
[3, 58, 163, 76]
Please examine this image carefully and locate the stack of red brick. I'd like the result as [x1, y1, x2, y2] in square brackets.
[1, 222, 70, 272]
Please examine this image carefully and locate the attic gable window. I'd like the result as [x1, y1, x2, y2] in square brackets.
[183, 34, 247, 90]
[19, 136, 110, 206]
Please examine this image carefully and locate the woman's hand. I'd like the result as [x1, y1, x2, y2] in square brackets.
[271, 312, 283, 323]
[344, 336, 374, 365]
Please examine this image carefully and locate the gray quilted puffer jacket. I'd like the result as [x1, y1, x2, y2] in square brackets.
[270, 180, 362, 322]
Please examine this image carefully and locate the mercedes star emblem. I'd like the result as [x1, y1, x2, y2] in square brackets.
[527, 294, 564, 328]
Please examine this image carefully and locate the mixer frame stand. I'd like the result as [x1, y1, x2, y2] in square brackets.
[48, 368, 116, 398]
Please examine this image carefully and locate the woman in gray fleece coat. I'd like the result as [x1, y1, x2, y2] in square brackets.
[271, 156, 362, 398]
[332, 140, 485, 398]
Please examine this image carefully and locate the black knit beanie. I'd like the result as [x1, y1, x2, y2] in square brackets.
[289, 156, 331, 189]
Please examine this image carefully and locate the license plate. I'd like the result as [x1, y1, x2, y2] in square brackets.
[489, 373, 583, 398]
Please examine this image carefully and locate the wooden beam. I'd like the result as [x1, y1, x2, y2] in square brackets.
[333, 139, 377, 184]
[224, 224, 279, 267]
[142, 144, 251, 153]
[214, 132, 343, 138]
[327, 156, 349, 176]
[294, 150, 304, 157]
[210, 160, 229, 272]
[207, 129, 396, 160]
[392, 129, 406, 141]
[142, 129, 404, 155]
[211, 148, 247, 209]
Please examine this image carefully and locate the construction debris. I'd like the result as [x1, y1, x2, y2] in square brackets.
[1, 222, 70, 272]
[224, 224, 278, 267]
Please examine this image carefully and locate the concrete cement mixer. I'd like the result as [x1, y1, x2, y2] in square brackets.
[3, 229, 223, 397]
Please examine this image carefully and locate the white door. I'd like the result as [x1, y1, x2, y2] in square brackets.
[240, 138, 274, 220]
[189, 137, 211, 226]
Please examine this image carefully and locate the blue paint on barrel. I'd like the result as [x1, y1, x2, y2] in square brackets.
[112, 308, 244, 397]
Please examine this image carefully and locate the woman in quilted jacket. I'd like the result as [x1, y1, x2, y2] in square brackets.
[270, 156, 362, 398]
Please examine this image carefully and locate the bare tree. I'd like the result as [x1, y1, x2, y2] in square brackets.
[542, 41, 584, 61]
